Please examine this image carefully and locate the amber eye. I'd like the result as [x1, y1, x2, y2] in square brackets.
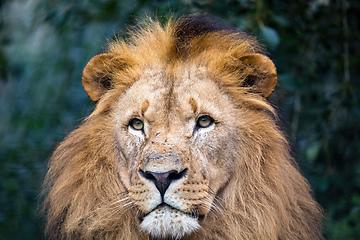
[129, 118, 144, 131]
[197, 115, 214, 128]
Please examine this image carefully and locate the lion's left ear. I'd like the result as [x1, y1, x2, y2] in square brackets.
[82, 53, 126, 102]
[239, 53, 277, 98]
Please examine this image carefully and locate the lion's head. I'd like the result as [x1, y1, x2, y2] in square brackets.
[43, 14, 323, 240]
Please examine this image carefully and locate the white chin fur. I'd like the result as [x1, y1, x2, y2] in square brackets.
[140, 205, 200, 239]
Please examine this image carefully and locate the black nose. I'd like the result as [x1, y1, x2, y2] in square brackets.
[139, 169, 187, 197]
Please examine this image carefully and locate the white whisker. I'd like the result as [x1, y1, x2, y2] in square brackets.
[108, 197, 131, 206]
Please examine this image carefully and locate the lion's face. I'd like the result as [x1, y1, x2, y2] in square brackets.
[113, 66, 239, 238]
[44, 15, 323, 240]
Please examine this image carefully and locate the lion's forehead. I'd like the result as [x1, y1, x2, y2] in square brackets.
[127, 66, 213, 99]
[116, 66, 232, 123]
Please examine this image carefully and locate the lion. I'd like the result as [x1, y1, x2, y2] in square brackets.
[43, 14, 323, 240]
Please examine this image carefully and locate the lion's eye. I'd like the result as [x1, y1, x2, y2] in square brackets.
[129, 118, 144, 131]
[196, 115, 214, 128]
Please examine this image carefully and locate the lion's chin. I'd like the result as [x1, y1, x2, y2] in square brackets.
[140, 205, 201, 239]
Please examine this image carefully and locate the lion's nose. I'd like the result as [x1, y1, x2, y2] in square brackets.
[139, 169, 188, 198]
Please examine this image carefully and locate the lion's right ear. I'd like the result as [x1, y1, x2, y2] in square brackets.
[238, 53, 278, 99]
[82, 53, 122, 101]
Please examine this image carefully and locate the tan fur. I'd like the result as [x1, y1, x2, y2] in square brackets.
[43, 15, 323, 239]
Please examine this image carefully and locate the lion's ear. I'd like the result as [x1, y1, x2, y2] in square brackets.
[239, 53, 277, 98]
[82, 53, 122, 101]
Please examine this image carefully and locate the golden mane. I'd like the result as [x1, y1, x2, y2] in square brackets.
[43, 14, 323, 239]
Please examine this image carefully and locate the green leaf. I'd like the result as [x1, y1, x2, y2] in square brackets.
[305, 143, 321, 164]
[260, 26, 280, 49]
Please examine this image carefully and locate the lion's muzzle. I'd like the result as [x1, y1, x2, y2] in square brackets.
[130, 140, 206, 238]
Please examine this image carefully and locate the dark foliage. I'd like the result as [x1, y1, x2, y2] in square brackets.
[0, 0, 359, 239]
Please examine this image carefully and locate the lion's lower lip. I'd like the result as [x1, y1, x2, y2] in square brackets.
[143, 203, 204, 221]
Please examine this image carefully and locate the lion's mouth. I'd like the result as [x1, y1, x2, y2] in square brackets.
[141, 203, 204, 221]
[139, 204, 203, 239]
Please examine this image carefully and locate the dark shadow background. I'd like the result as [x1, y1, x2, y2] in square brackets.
[0, 0, 359, 239]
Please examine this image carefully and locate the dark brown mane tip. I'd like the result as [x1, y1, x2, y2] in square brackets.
[173, 13, 236, 53]
[172, 12, 263, 57]
[173, 13, 235, 39]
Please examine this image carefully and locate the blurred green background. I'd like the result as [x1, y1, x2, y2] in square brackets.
[0, 0, 359, 239]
